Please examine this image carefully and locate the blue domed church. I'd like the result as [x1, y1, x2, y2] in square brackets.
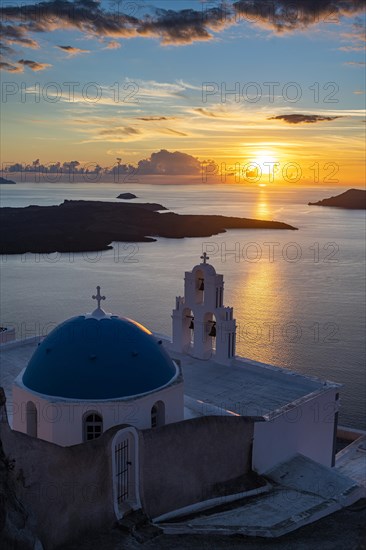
[2, 255, 358, 548]
[13, 286, 184, 446]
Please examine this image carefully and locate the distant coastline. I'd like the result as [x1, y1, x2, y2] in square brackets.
[308, 189, 366, 210]
[0, 177, 16, 185]
[0, 199, 297, 254]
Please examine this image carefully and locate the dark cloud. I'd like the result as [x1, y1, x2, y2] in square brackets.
[1, 0, 365, 70]
[0, 1, 230, 70]
[137, 6, 229, 45]
[137, 149, 201, 175]
[268, 114, 341, 124]
[0, 23, 39, 48]
[57, 45, 90, 54]
[233, 0, 365, 32]
[1, 0, 139, 35]
[136, 116, 174, 121]
[18, 59, 52, 71]
[0, 60, 23, 72]
[0, 0, 138, 68]
[99, 127, 141, 136]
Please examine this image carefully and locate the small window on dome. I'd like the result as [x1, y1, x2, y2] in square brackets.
[83, 412, 103, 442]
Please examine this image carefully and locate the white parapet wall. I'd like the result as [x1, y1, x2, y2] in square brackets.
[253, 386, 339, 473]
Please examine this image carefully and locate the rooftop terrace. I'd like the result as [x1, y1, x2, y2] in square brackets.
[162, 338, 339, 419]
[1, 335, 339, 424]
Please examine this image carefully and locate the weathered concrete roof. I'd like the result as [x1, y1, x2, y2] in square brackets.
[161, 338, 339, 418]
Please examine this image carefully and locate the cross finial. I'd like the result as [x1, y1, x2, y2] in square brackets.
[200, 252, 209, 264]
[92, 286, 106, 309]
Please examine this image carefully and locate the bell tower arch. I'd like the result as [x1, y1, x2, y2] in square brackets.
[172, 253, 236, 365]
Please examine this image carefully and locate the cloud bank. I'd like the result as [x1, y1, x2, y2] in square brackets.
[1, 0, 364, 70]
[233, 0, 365, 32]
[3, 150, 203, 176]
[137, 149, 201, 175]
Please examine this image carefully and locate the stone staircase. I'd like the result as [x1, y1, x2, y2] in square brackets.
[156, 454, 364, 538]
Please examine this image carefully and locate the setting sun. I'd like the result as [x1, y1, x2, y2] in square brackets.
[251, 150, 280, 174]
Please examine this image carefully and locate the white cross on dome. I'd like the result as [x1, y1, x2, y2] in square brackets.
[92, 286, 106, 309]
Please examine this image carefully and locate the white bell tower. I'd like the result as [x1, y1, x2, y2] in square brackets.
[172, 253, 236, 365]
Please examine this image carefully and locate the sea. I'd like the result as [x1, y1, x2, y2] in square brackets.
[0, 182, 365, 429]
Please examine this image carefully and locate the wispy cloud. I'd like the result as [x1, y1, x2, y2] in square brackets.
[0, 60, 23, 72]
[57, 45, 90, 56]
[136, 116, 174, 121]
[339, 45, 365, 51]
[18, 59, 52, 71]
[105, 40, 122, 50]
[98, 127, 141, 137]
[194, 108, 220, 117]
[0, 22, 39, 52]
[158, 128, 188, 136]
[340, 17, 366, 46]
[268, 114, 342, 124]
[344, 61, 366, 66]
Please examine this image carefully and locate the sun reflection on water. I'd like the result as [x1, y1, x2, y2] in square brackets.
[232, 259, 296, 368]
[252, 189, 271, 220]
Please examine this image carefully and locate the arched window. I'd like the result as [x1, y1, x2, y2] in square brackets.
[26, 401, 37, 438]
[195, 269, 204, 304]
[151, 401, 165, 428]
[83, 412, 103, 442]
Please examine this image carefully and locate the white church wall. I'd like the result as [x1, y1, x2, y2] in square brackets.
[13, 383, 54, 442]
[13, 373, 184, 446]
[253, 387, 339, 474]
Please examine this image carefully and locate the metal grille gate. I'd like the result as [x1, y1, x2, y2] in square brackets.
[115, 439, 130, 504]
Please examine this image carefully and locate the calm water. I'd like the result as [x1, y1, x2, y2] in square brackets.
[1, 182, 365, 429]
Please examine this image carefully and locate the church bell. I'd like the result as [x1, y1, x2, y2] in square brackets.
[208, 322, 216, 337]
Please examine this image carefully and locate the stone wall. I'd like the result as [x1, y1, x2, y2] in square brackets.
[1, 388, 256, 548]
[139, 415, 255, 518]
[0, 389, 120, 549]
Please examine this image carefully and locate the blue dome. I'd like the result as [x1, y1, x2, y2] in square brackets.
[22, 315, 177, 399]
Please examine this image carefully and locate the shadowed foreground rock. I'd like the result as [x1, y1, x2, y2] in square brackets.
[0, 200, 297, 254]
[0, 389, 41, 549]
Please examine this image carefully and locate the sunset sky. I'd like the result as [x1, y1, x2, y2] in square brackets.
[1, 0, 365, 185]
